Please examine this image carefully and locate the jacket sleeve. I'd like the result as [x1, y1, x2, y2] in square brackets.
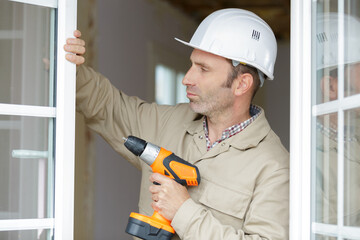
[75, 65, 176, 169]
[171, 168, 289, 240]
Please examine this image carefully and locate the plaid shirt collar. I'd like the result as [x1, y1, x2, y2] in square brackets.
[203, 105, 261, 151]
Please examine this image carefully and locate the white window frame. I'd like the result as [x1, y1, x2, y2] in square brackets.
[290, 0, 360, 239]
[290, 0, 312, 239]
[54, 0, 77, 238]
[0, 0, 77, 239]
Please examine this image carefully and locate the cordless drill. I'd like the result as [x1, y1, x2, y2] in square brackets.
[122, 135, 201, 240]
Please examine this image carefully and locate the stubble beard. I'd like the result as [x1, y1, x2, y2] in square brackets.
[188, 88, 234, 118]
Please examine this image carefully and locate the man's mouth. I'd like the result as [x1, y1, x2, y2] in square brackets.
[186, 87, 198, 98]
[186, 91, 196, 98]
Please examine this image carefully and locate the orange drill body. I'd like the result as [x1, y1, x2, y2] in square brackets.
[123, 136, 200, 240]
[151, 147, 200, 186]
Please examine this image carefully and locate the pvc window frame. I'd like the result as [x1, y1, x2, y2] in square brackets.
[0, 0, 77, 239]
[290, 0, 360, 239]
[290, 0, 312, 239]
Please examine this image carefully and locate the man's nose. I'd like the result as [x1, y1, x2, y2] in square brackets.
[182, 67, 195, 86]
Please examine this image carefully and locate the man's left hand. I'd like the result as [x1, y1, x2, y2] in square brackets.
[149, 173, 190, 221]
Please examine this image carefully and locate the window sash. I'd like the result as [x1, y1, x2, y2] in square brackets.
[9, 0, 57, 8]
[291, 0, 360, 239]
[0, 0, 77, 239]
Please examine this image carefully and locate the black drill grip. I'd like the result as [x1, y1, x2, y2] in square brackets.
[163, 153, 201, 186]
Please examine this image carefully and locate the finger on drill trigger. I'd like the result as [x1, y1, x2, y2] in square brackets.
[151, 193, 159, 202]
[149, 184, 161, 194]
[149, 173, 168, 185]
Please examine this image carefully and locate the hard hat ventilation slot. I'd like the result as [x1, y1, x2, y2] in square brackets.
[317, 32, 328, 43]
[252, 30, 260, 41]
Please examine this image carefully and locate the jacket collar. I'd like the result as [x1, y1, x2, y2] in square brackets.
[184, 106, 271, 151]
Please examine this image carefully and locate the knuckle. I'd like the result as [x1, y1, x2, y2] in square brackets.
[75, 46, 81, 53]
[159, 191, 166, 198]
[151, 202, 159, 211]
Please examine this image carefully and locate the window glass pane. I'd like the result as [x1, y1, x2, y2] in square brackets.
[312, 0, 360, 234]
[314, 1, 360, 104]
[314, 234, 336, 240]
[155, 64, 176, 105]
[343, 1, 360, 98]
[0, 229, 51, 240]
[314, 113, 338, 225]
[314, 0, 338, 105]
[0, 1, 54, 106]
[0, 115, 54, 219]
[344, 62, 360, 97]
[343, 108, 360, 227]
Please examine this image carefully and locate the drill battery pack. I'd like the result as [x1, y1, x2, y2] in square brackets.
[125, 212, 174, 240]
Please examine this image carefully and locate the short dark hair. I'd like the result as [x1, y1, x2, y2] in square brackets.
[224, 60, 261, 99]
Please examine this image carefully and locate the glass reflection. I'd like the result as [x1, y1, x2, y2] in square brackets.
[315, 109, 360, 227]
[0, 115, 53, 219]
[315, 12, 360, 104]
[0, 229, 51, 240]
[315, 114, 338, 225]
[315, 234, 336, 240]
[314, 8, 360, 228]
[0, 1, 53, 106]
[343, 108, 360, 227]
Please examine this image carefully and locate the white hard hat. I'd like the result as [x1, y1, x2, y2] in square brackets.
[316, 12, 360, 70]
[175, 8, 277, 83]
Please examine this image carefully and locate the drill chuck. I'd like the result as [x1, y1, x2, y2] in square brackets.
[123, 136, 146, 156]
[123, 136, 160, 166]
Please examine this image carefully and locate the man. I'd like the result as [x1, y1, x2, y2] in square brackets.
[65, 9, 289, 239]
[315, 12, 360, 230]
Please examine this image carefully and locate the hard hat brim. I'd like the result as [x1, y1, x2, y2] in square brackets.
[174, 37, 274, 81]
[174, 37, 209, 55]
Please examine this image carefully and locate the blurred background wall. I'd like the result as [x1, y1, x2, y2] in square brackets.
[74, 0, 290, 239]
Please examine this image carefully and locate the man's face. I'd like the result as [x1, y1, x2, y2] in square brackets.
[182, 49, 234, 117]
[321, 62, 360, 102]
[346, 62, 360, 118]
[346, 62, 360, 96]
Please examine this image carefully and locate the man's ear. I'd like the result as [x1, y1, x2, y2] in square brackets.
[321, 75, 338, 101]
[232, 73, 254, 96]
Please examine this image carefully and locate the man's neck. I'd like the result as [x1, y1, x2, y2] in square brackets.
[206, 106, 251, 144]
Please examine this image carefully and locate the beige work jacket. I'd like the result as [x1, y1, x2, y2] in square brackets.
[315, 121, 360, 225]
[76, 65, 290, 240]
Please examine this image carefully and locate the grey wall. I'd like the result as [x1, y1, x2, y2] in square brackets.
[94, 1, 290, 239]
[255, 42, 291, 150]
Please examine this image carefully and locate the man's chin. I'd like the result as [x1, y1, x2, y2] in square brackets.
[189, 102, 205, 115]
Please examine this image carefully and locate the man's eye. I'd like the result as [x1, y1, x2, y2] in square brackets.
[201, 67, 208, 72]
